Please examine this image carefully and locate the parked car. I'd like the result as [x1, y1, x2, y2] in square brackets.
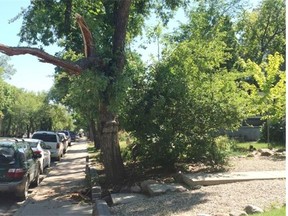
[0, 139, 41, 200]
[69, 131, 77, 142]
[57, 132, 68, 153]
[58, 130, 72, 146]
[23, 138, 51, 174]
[31, 131, 64, 161]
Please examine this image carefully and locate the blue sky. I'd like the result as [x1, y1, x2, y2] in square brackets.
[1, 1, 260, 92]
[1, 0, 58, 92]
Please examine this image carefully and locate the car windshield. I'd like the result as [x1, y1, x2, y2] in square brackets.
[0, 146, 15, 165]
[26, 142, 38, 148]
[33, 134, 57, 142]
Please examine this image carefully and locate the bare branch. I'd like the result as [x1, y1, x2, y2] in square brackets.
[0, 44, 83, 75]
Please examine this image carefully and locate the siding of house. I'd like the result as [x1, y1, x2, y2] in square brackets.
[227, 116, 263, 141]
[227, 126, 261, 141]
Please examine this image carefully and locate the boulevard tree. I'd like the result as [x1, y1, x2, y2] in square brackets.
[0, 0, 187, 185]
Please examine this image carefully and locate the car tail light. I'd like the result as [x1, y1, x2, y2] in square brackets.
[7, 168, 25, 179]
[34, 150, 42, 155]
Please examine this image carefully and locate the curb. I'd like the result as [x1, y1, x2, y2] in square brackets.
[86, 156, 111, 216]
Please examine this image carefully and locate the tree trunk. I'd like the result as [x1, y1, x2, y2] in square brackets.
[95, 122, 101, 150]
[89, 119, 100, 149]
[100, 104, 125, 185]
[6, 115, 12, 136]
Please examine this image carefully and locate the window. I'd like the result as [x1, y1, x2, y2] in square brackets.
[32, 133, 57, 142]
[0, 146, 15, 165]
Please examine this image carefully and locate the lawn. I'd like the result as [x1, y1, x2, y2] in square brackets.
[229, 141, 285, 156]
[255, 206, 286, 216]
[236, 141, 285, 150]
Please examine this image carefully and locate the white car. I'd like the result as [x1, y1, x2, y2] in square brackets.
[24, 138, 51, 174]
[31, 131, 64, 161]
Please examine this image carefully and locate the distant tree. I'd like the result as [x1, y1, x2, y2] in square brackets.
[0, 82, 17, 135]
[0, 56, 16, 122]
[50, 104, 74, 130]
[236, 0, 285, 65]
[169, 0, 242, 70]
[240, 53, 285, 122]
[4, 90, 50, 137]
[0, 55, 16, 80]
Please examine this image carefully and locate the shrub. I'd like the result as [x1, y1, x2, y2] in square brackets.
[215, 135, 238, 151]
[184, 136, 231, 167]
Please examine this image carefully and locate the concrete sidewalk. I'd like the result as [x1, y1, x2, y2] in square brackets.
[15, 140, 92, 216]
[181, 170, 286, 187]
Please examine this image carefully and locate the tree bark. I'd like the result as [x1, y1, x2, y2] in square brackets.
[99, 104, 125, 185]
[112, 0, 132, 73]
[96, 0, 132, 184]
[89, 119, 100, 149]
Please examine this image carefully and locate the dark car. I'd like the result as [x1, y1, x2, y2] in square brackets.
[0, 139, 41, 200]
[69, 131, 77, 142]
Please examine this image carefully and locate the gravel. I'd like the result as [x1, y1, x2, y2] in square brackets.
[110, 157, 286, 216]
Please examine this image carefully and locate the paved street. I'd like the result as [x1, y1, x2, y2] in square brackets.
[0, 195, 21, 216]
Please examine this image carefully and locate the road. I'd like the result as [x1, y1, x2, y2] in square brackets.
[0, 194, 22, 216]
[0, 140, 87, 216]
[0, 164, 54, 216]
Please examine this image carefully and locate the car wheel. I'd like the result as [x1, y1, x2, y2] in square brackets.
[56, 155, 61, 161]
[17, 178, 29, 201]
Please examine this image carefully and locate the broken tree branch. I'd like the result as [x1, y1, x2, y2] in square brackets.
[0, 44, 83, 75]
[76, 13, 95, 58]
